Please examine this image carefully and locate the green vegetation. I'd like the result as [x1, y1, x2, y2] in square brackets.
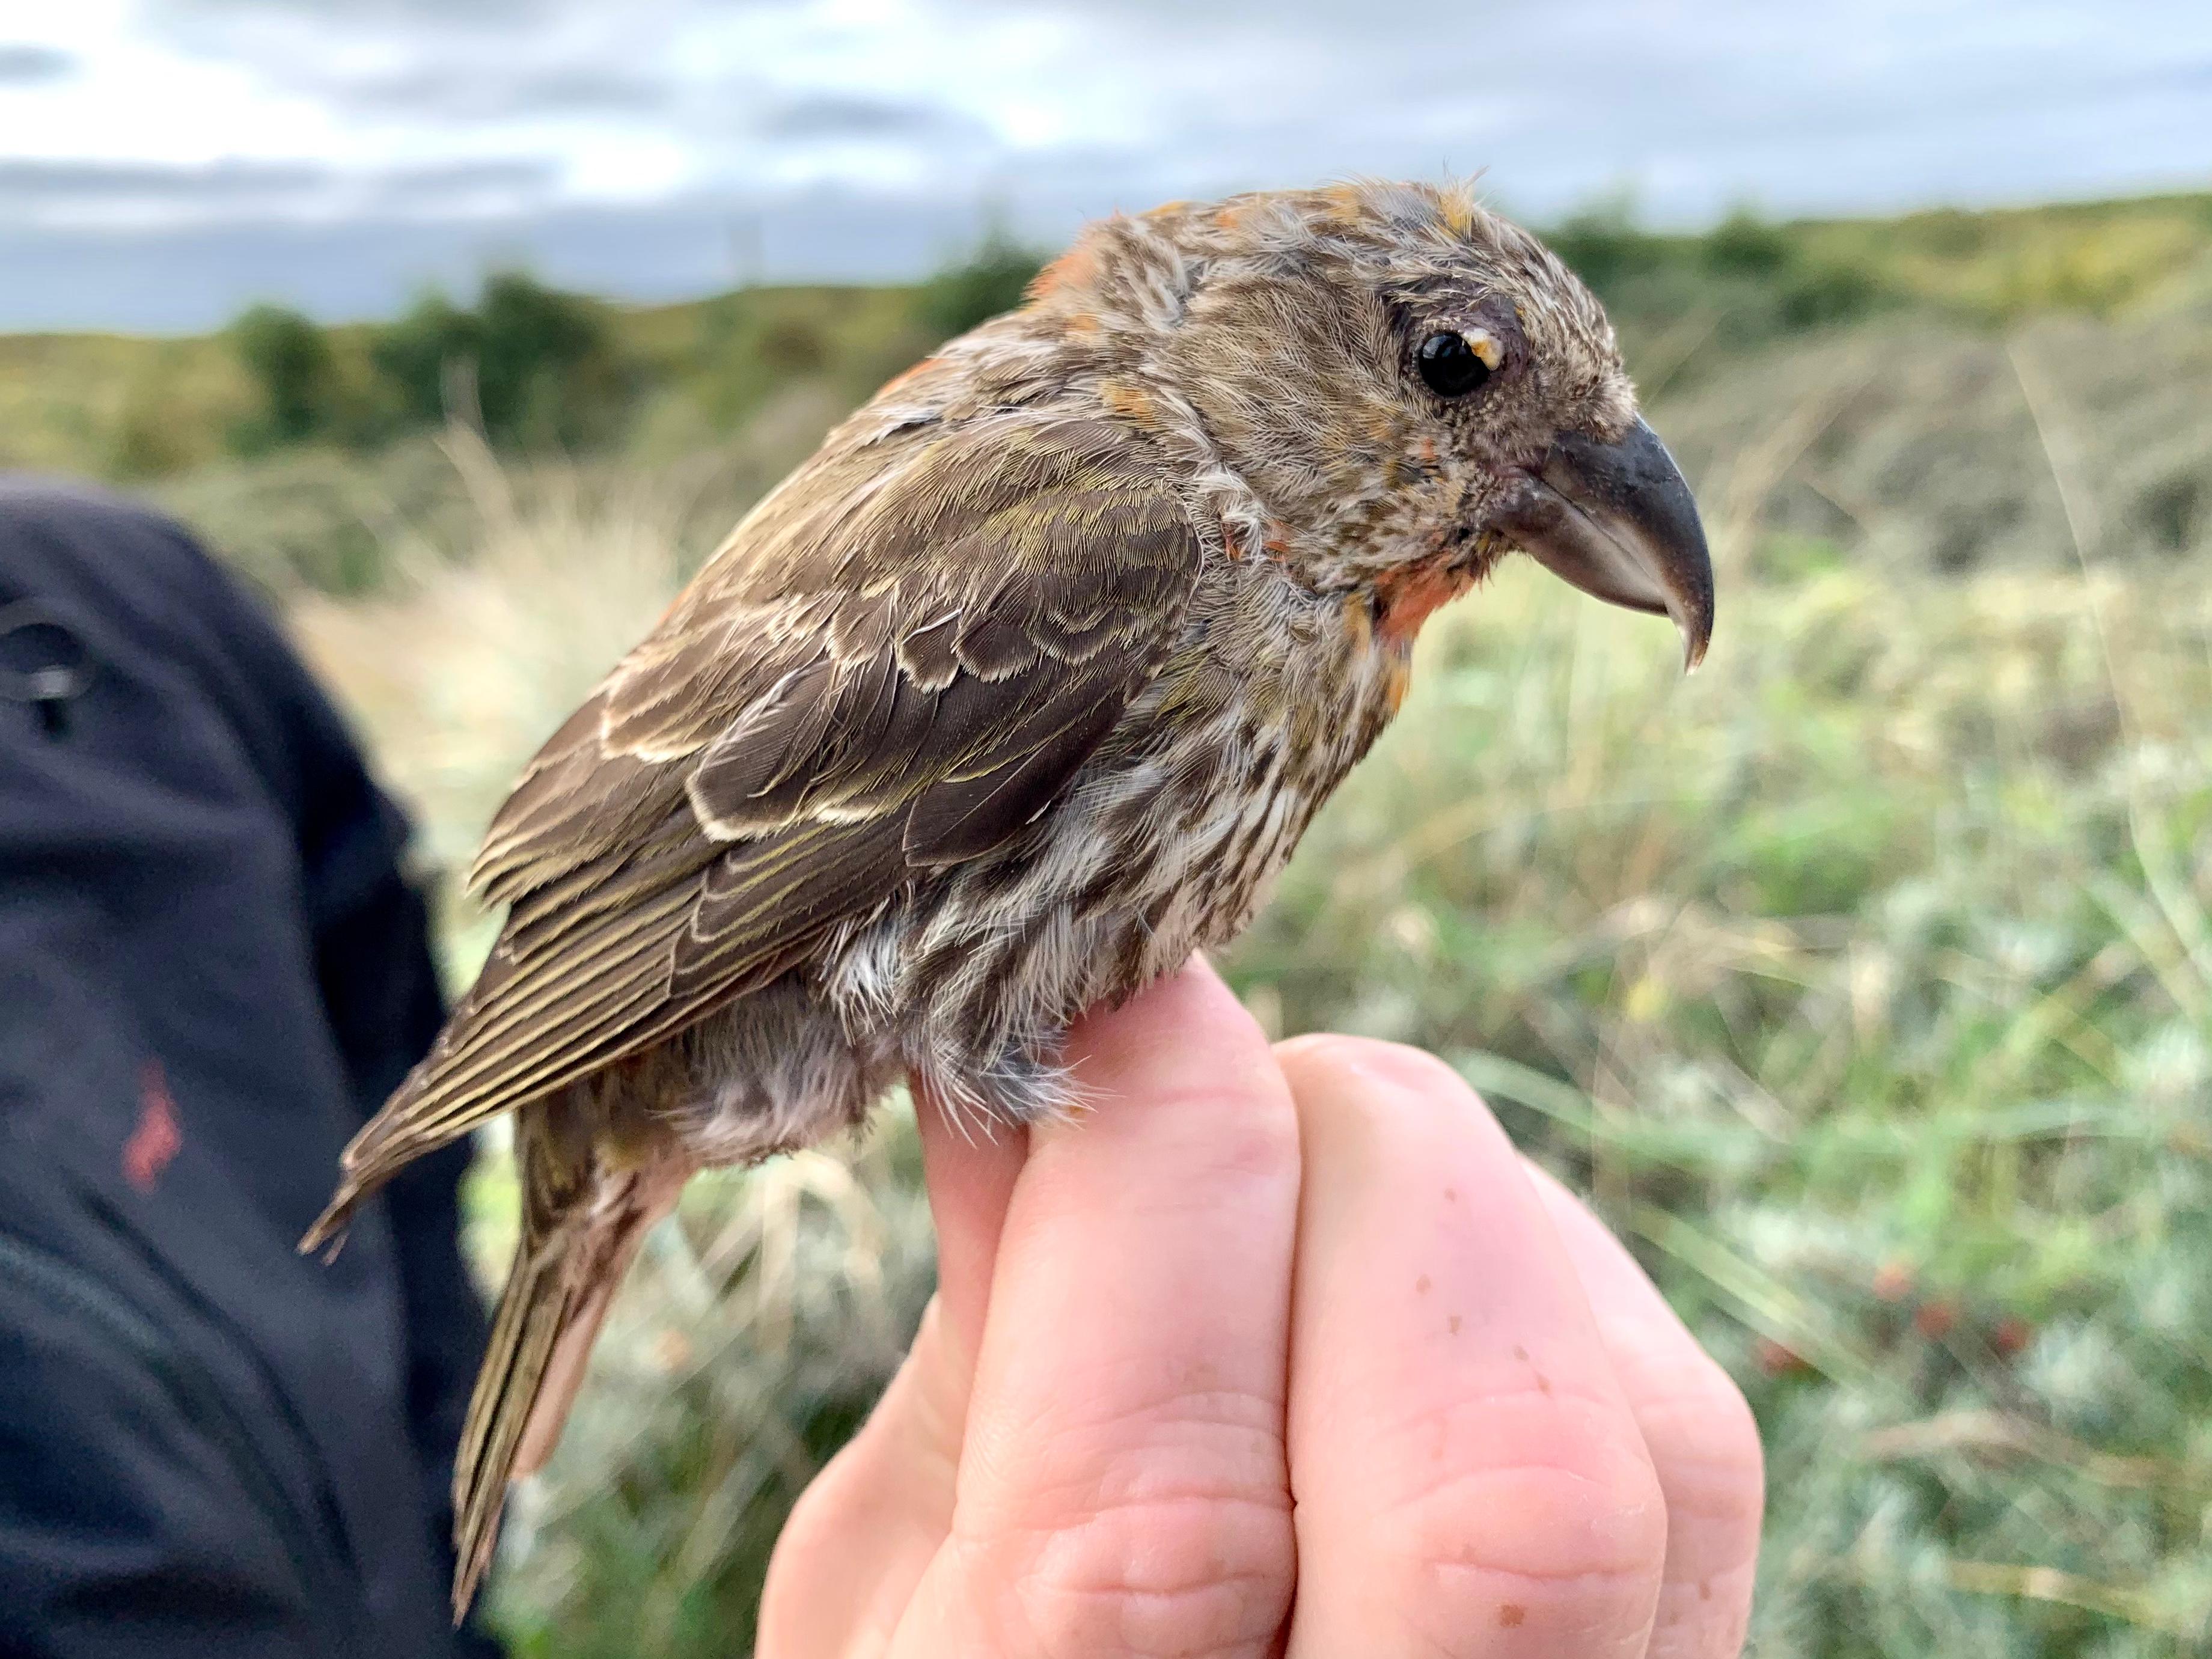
[227, 304, 343, 450]
[1547, 189, 2212, 353]
[291, 456, 2212, 1656]
[220, 274, 637, 455]
[372, 273, 633, 447]
[13, 189, 2212, 1654]
[912, 225, 1047, 338]
[5, 191, 2208, 596]
[1559, 195, 1889, 332]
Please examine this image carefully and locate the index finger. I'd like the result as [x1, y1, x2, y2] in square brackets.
[893, 960, 1303, 1659]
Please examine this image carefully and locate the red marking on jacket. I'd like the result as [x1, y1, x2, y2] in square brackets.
[123, 1061, 183, 1193]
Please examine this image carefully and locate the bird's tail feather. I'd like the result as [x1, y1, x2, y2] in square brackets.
[450, 1155, 686, 1621]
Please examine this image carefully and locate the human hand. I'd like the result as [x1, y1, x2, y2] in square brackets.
[760, 959, 1762, 1657]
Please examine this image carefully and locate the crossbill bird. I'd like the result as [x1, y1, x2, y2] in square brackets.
[304, 177, 1716, 1615]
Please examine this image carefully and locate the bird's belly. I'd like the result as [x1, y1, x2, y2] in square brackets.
[678, 607, 1401, 1143]
[819, 684, 1349, 1108]
[641, 742, 1323, 1160]
[618, 974, 899, 1167]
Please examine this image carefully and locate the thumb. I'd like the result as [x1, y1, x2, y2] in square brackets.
[756, 1096, 1027, 1657]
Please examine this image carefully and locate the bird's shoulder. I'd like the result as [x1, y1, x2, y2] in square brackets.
[469, 402, 1208, 906]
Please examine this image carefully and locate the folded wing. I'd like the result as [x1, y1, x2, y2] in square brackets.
[305, 414, 1202, 1246]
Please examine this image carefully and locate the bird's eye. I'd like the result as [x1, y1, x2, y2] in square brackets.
[1416, 329, 1499, 398]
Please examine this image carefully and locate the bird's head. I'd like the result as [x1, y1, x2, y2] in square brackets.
[1029, 179, 1713, 667]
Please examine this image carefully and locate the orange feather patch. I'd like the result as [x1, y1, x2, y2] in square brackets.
[1028, 243, 1099, 299]
[1371, 554, 1477, 648]
[1099, 379, 1158, 424]
[872, 355, 941, 399]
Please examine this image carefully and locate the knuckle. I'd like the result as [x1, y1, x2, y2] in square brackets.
[1367, 1412, 1670, 1649]
[1624, 1348, 1766, 1524]
[962, 1389, 1294, 1658]
[1204, 1075, 1303, 1185]
[999, 1383, 1288, 1536]
[1115, 1069, 1300, 1191]
[976, 1488, 1295, 1659]
[1277, 1032, 1471, 1103]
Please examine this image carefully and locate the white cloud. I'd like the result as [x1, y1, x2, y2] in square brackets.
[2, 0, 2208, 328]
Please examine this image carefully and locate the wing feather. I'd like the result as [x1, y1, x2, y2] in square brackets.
[306, 412, 1201, 1241]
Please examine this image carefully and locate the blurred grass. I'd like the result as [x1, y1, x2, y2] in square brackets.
[1244, 560, 2212, 1654]
[281, 401, 2212, 1656]
[48, 185, 2212, 1654]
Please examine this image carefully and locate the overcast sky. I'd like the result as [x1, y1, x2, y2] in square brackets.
[2, 0, 2209, 332]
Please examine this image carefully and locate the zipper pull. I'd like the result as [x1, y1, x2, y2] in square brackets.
[0, 600, 97, 740]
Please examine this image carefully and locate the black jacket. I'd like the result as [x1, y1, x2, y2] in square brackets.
[0, 480, 497, 1657]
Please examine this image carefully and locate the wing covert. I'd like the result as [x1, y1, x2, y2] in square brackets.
[312, 412, 1202, 1223]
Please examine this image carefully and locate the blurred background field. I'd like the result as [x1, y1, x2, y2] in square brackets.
[12, 189, 2212, 1655]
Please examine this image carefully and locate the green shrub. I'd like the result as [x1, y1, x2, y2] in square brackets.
[227, 303, 340, 450]
[1779, 258, 1888, 328]
[475, 272, 631, 447]
[912, 228, 1044, 341]
[369, 274, 632, 448]
[1705, 207, 1794, 277]
[1547, 198, 1679, 296]
[369, 290, 478, 428]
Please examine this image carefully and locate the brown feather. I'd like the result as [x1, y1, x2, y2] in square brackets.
[448, 1102, 688, 1620]
[301, 414, 1200, 1247]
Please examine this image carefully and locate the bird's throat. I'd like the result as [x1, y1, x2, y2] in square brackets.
[1370, 552, 1481, 649]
